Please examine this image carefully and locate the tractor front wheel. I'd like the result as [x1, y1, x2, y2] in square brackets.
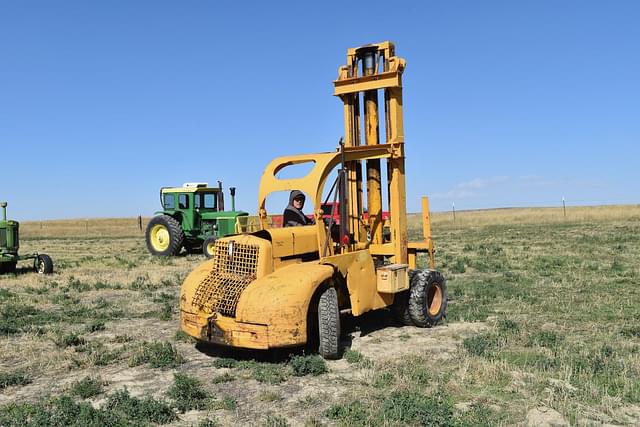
[318, 287, 341, 359]
[202, 236, 217, 259]
[36, 254, 54, 274]
[145, 215, 184, 256]
[409, 270, 447, 328]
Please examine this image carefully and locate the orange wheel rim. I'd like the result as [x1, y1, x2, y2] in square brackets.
[427, 284, 442, 316]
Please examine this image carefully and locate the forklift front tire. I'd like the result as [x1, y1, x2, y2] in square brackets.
[318, 287, 341, 359]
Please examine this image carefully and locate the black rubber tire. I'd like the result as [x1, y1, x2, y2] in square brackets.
[0, 261, 17, 274]
[202, 236, 217, 259]
[36, 254, 54, 274]
[318, 287, 341, 359]
[409, 270, 447, 328]
[391, 270, 418, 326]
[145, 215, 184, 256]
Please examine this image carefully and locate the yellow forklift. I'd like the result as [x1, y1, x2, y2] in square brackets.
[179, 42, 446, 358]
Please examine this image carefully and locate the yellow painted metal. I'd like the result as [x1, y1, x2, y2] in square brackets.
[257, 148, 395, 223]
[149, 224, 170, 251]
[236, 262, 334, 347]
[376, 264, 409, 293]
[320, 249, 392, 315]
[235, 215, 266, 233]
[333, 72, 402, 95]
[267, 226, 318, 258]
[180, 310, 269, 349]
[180, 259, 334, 349]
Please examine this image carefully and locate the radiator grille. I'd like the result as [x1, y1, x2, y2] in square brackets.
[0, 229, 6, 247]
[191, 239, 259, 317]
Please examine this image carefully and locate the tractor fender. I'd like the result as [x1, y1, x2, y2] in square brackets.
[235, 262, 334, 347]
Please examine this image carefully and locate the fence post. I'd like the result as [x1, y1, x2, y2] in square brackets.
[562, 197, 566, 218]
[138, 215, 142, 232]
[452, 202, 456, 223]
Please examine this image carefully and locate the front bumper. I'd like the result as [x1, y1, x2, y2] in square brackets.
[181, 310, 270, 350]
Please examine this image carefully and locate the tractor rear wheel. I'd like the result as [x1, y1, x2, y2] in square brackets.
[202, 236, 217, 259]
[318, 287, 340, 359]
[36, 254, 54, 274]
[409, 270, 447, 328]
[145, 215, 184, 256]
[391, 270, 418, 326]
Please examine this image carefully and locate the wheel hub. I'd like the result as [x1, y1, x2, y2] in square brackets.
[151, 225, 170, 251]
[427, 285, 442, 316]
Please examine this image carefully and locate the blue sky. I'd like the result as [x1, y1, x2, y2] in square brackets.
[1, 1, 638, 220]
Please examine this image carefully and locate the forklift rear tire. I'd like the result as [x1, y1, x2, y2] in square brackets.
[409, 270, 447, 328]
[318, 287, 341, 359]
[146, 215, 184, 256]
[36, 254, 54, 274]
[203, 236, 217, 259]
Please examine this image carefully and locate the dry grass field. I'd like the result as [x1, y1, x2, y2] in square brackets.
[1, 205, 640, 426]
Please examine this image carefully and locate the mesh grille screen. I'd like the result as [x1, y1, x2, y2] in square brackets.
[0, 229, 6, 247]
[191, 239, 259, 317]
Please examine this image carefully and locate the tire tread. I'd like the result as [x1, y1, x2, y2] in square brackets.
[318, 287, 340, 359]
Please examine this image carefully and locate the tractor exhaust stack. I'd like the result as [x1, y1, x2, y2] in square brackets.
[1, 202, 7, 221]
[217, 181, 225, 211]
[230, 187, 236, 211]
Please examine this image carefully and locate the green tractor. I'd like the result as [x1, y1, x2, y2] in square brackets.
[146, 182, 248, 257]
[0, 202, 54, 275]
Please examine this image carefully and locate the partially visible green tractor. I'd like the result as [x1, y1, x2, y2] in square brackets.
[146, 182, 248, 257]
[0, 202, 54, 275]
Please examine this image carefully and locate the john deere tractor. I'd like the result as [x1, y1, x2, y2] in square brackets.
[0, 202, 54, 274]
[179, 42, 447, 359]
[146, 182, 248, 257]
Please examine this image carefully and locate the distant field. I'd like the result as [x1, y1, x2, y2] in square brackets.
[19, 204, 640, 239]
[2, 205, 639, 426]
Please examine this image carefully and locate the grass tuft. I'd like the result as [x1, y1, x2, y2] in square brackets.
[69, 376, 104, 399]
[166, 373, 210, 413]
[381, 389, 453, 426]
[463, 333, 501, 358]
[263, 413, 289, 426]
[325, 400, 369, 425]
[289, 355, 328, 376]
[343, 349, 364, 364]
[0, 371, 32, 390]
[129, 341, 184, 369]
[104, 388, 176, 424]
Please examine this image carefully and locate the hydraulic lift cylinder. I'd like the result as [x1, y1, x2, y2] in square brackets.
[361, 49, 383, 244]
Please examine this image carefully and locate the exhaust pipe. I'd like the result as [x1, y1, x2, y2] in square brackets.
[217, 181, 225, 211]
[230, 187, 236, 211]
[0, 202, 6, 221]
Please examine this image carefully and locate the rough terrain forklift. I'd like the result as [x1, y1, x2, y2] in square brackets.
[0, 202, 54, 274]
[179, 42, 446, 358]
